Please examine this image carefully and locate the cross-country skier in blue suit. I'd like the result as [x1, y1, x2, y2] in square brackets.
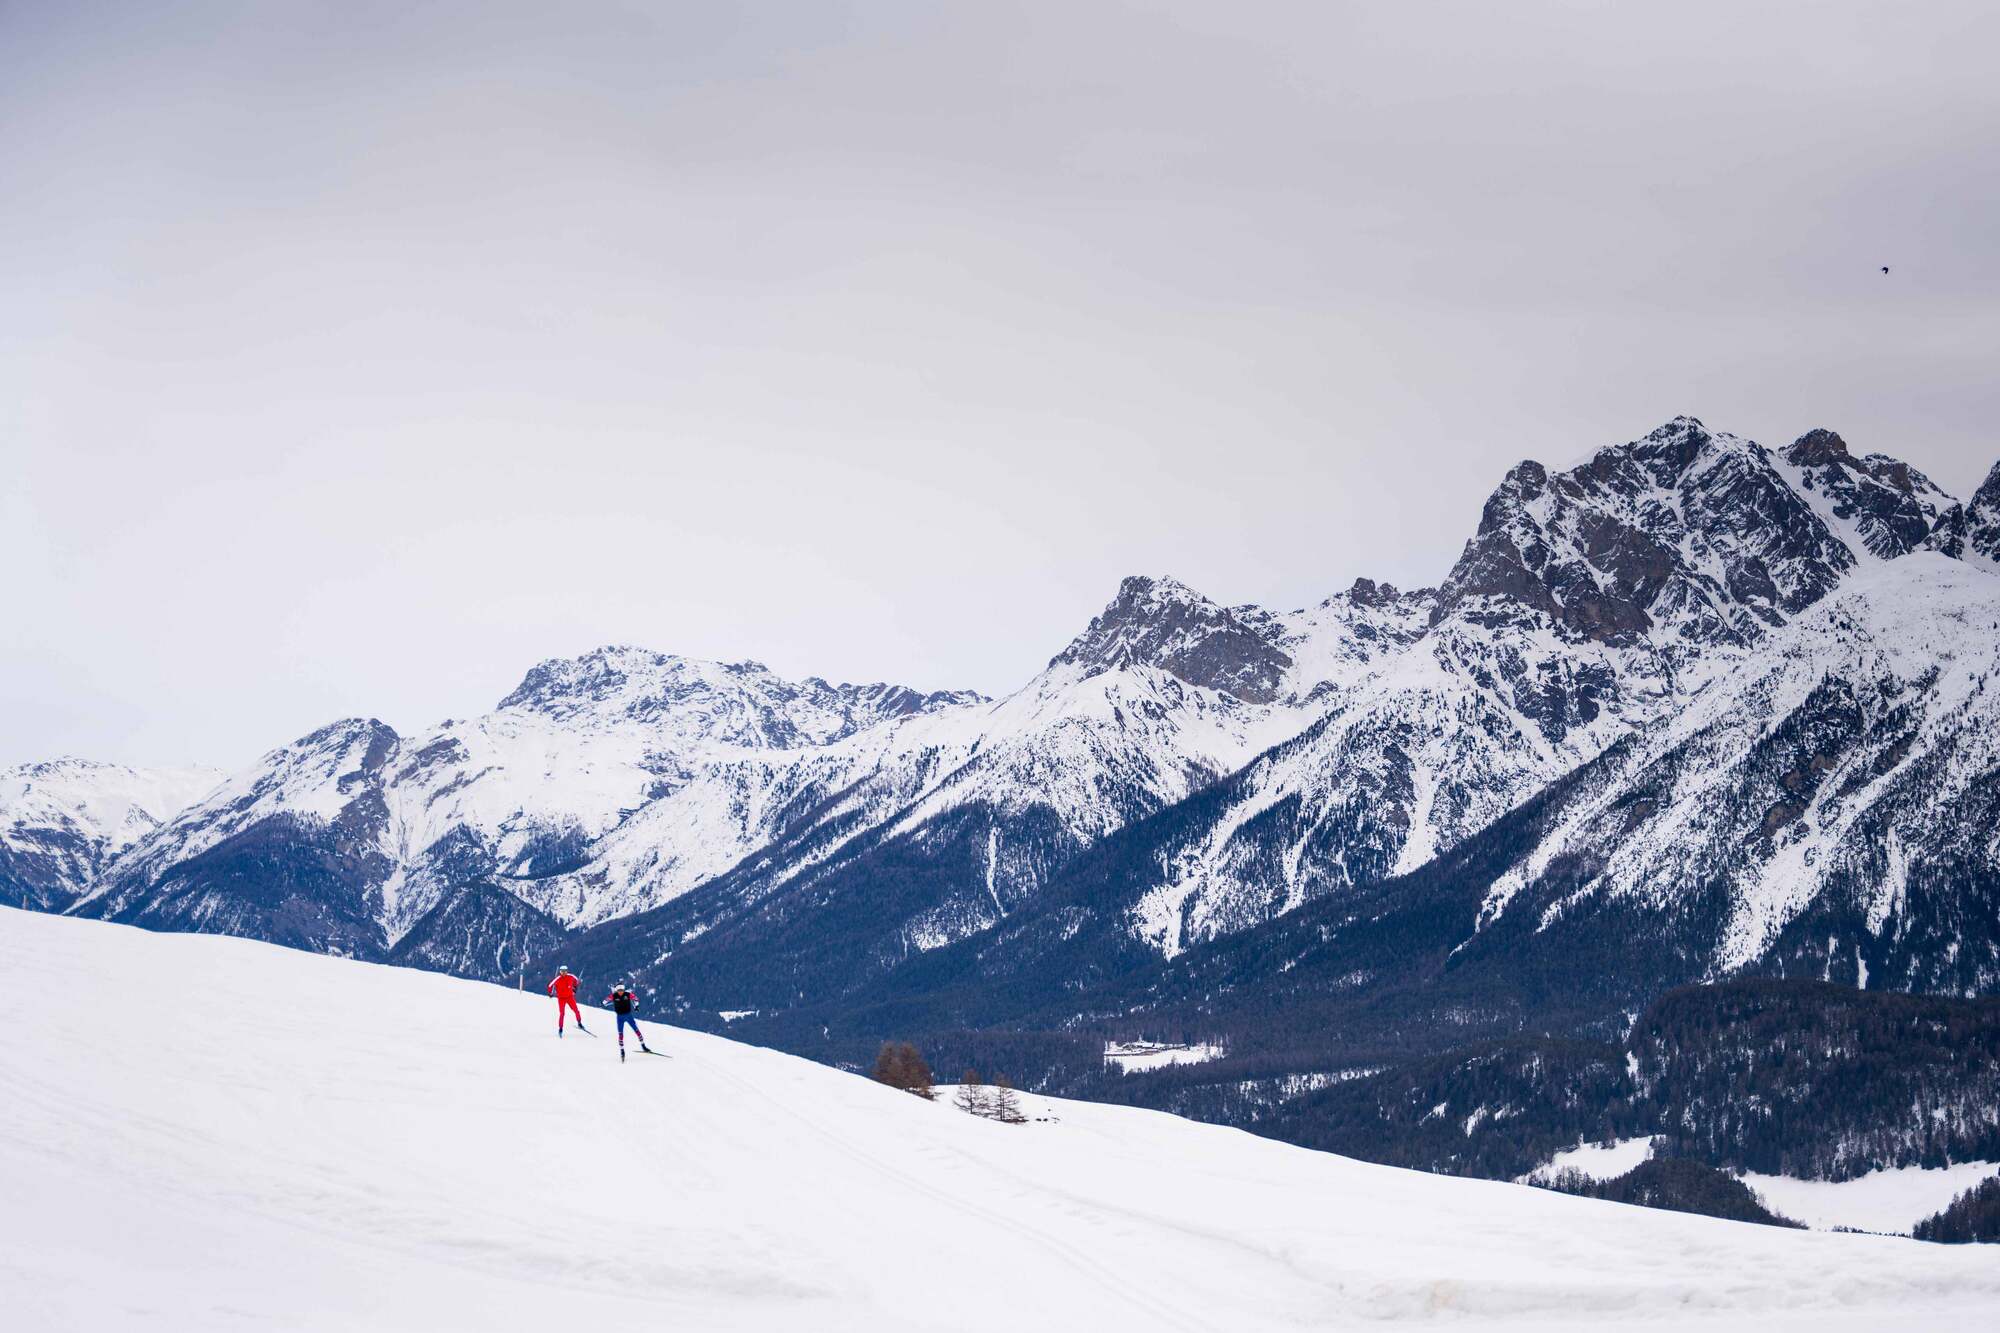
[605, 983, 654, 1062]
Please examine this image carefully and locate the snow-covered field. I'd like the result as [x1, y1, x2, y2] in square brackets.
[1523, 1136, 1662, 1183]
[1742, 1163, 2000, 1236]
[6, 908, 1998, 1332]
[1515, 1139, 1992, 1235]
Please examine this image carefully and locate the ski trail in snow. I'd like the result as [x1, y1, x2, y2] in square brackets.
[12, 909, 2000, 1332]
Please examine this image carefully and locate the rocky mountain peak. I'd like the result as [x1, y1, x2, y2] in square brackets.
[497, 645, 678, 714]
[1344, 577, 1405, 609]
[1785, 427, 1851, 467]
[1780, 429, 1954, 561]
[289, 718, 400, 766]
[1053, 575, 1294, 704]
[1434, 418, 1855, 647]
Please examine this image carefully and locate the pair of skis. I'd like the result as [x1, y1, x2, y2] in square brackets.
[621, 1045, 669, 1062]
[564, 1023, 670, 1059]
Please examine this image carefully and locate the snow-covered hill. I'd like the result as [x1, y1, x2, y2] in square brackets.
[0, 758, 219, 910]
[7, 906, 1997, 1332]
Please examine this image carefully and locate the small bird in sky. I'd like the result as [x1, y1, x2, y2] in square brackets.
[1881, 266, 1890, 275]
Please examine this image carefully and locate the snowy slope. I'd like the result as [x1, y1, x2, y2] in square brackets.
[7, 906, 1998, 1333]
[0, 758, 220, 910]
[1470, 554, 2000, 993]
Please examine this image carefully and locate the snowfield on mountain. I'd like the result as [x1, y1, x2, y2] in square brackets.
[1470, 553, 2000, 990]
[7, 907, 1998, 1332]
[0, 758, 220, 911]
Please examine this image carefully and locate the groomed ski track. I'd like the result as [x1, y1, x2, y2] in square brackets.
[5, 907, 1997, 1331]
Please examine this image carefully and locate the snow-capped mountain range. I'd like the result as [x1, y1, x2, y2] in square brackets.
[12, 419, 2000, 1039]
[1, 759, 220, 911]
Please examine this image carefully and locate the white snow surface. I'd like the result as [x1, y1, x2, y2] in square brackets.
[1740, 1162, 2000, 1235]
[1524, 1136, 1663, 1183]
[7, 907, 2000, 1333]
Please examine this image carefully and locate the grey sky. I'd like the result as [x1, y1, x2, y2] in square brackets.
[6, 1, 1998, 770]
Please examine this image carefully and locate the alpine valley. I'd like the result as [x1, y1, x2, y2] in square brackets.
[16, 417, 2000, 1226]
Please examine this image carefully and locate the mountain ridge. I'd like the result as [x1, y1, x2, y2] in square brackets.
[10, 419, 1996, 1136]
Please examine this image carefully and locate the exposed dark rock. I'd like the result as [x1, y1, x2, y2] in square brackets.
[1052, 575, 1294, 703]
[1783, 428, 1955, 560]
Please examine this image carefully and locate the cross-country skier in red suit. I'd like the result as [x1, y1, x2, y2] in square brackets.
[546, 965, 584, 1035]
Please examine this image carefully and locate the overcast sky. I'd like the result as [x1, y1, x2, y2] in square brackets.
[6, 1, 1998, 770]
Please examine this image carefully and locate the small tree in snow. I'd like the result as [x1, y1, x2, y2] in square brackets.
[992, 1073, 1026, 1124]
[872, 1040, 936, 1100]
[954, 1070, 989, 1116]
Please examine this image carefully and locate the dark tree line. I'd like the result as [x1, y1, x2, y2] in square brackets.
[1540, 1159, 1803, 1229]
[1913, 1174, 2000, 1243]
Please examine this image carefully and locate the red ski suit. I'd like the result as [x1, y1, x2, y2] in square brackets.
[546, 972, 582, 1030]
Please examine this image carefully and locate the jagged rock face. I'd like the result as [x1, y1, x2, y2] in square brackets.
[1971, 461, 2000, 556]
[0, 760, 219, 910]
[1927, 461, 2000, 569]
[1052, 576, 1296, 704]
[1780, 428, 1956, 561]
[1435, 417, 1856, 649]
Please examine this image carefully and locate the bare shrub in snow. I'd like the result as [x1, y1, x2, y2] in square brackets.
[872, 1041, 935, 1100]
[992, 1074, 1026, 1125]
[954, 1070, 989, 1117]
